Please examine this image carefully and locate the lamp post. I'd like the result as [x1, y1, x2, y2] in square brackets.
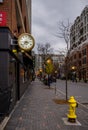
[65, 58, 68, 101]
[65, 53, 70, 100]
[45, 58, 54, 88]
[39, 69, 42, 80]
[71, 66, 77, 82]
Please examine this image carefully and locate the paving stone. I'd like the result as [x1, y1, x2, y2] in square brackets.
[3, 79, 88, 130]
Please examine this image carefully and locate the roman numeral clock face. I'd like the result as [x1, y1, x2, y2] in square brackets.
[18, 33, 35, 51]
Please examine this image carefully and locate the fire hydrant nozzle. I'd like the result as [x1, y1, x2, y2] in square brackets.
[67, 96, 77, 123]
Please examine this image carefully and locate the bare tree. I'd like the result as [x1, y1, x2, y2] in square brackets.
[55, 19, 72, 100]
[56, 48, 67, 56]
[56, 19, 71, 51]
[37, 42, 53, 72]
[37, 43, 53, 55]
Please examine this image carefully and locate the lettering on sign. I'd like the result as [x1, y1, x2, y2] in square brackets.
[0, 12, 7, 26]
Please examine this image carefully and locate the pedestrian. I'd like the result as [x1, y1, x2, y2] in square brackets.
[74, 73, 77, 82]
[48, 75, 51, 88]
[72, 75, 75, 82]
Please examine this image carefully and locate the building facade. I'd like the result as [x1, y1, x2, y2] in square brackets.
[0, 0, 33, 119]
[69, 6, 88, 82]
[0, 0, 31, 35]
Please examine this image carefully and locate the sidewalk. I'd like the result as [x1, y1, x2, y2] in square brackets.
[3, 78, 88, 130]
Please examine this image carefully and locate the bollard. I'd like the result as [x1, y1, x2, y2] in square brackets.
[67, 96, 77, 123]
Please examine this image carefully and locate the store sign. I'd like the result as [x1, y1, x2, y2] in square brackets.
[0, 12, 7, 26]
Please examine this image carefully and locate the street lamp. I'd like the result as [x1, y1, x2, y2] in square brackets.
[39, 69, 42, 80]
[72, 66, 76, 70]
[40, 69, 42, 72]
[71, 66, 77, 82]
[71, 66, 76, 75]
[46, 59, 51, 64]
[45, 58, 53, 88]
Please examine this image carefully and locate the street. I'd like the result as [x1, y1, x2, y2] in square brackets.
[52, 79, 88, 109]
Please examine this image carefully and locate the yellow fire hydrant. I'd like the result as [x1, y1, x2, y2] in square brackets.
[67, 96, 77, 123]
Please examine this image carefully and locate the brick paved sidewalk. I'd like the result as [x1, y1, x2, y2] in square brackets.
[3, 78, 88, 130]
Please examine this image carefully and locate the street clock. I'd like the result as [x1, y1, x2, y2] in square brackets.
[18, 33, 35, 51]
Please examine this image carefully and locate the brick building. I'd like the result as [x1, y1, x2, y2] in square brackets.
[0, 0, 31, 35]
[0, 0, 34, 119]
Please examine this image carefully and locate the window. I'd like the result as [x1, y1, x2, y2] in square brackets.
[87, 14, 88, 22]
[82, 49, 86, 56]
[84, 16, 86, 24]
[79, 61, 81, 66]
[87, 24, 88, 32]
[82, 57, 86, 64]
[74, 54, 76, 59]
[79, 53, 81, 58]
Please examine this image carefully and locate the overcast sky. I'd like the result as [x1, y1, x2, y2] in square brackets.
[32, 0, 88, 53]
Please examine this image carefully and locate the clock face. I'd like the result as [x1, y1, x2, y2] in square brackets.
[18, 33, 35, 51]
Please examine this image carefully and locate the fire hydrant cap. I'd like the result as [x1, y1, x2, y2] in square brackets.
[68, 96, 76, 103]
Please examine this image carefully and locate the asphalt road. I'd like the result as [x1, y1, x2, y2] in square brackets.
[51, 79, 88, 109]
